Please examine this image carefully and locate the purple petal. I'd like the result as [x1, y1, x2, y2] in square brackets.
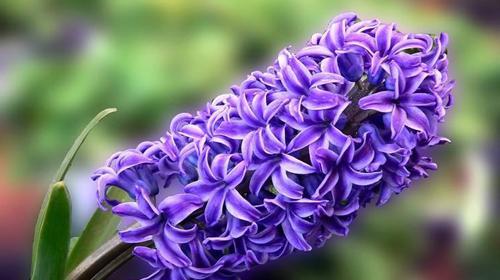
[249, 160, 278, 195]
[228, 215, 254, 238]
[205, 187, 227, 226]
[281, 154, 316, 174]
[296, 45, 333, 57]
[263, 98, 287, 122]
[351, 138, 375, 170]
[281, 65, 306, 95]
[119, 221, 161, 243]
[376, 24, 393, 55]
[288, 212, 314, 233]
[136, 188, 160, 219]
[241, 132, 255, 162]
[159, 193, 204, 225]
[310, 72, 344, 88]
[312, 169, 339, 199]
[226, 189, 261, 222]
[334, 174, 352, 201]
[154, 234, 191, 267]
[358, 91, 395, 112]
[321, 215, 349, 236]
[282, 219, 311, 251]
[289, 199, 326, 217]
[133, 246, 159, 267]
[303, 89, 344, 110]
[336, 52, 364, 82]
[260, 205, 287, 226]
[198, 149, 217, 182]
[390, 106, 407, 139]
[405, 106, 430, 133]
[216, 120, 253, 139]
[224, 161, 247, 189]
[238, 91, 261, 127]
[391, 38, 427, 54]
[334, 197, 359, 216]
[368, 53, 385, 84]
[184, 180, 218, 201]
[332, 12, 357, 23]
[179, 124, 205, 139]
[170, 113, 193, 132]
[116, 152, 154, 174]
[164, 223, 197, 243]
[401, 93, 436, 107]
[251, 91, 266, 121]
[248, 241, 283, 254]
[345, 166, 382, 186]
[288, 55, 312, 88]
[211, 154, 230, 179]
[254, 128, 279, 156]
[394, 52, 421, 69]
[187, 263, 225, 278]
[345, 33, 376, 53]
[204, 236, 233, 250]
[263, 125, 286, 152]
[390, 62, 406, 98]
[403, 72, 427, 94]
[287, 125, 324, 152]
[112, 202, 148, 220]
[315, 148, 339, 173]
[271, 167, 303, 199]
[248, 227, 277, 244]
[337, 137, 355, 164]
[171, 270, 189, 280]
[326, 125, 348, 147]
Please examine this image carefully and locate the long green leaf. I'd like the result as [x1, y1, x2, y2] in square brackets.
[53, 108, 117, 182]
[31, 108, 118, 280]
[65, 187, 128, 275]
[31, 181, 72, 280]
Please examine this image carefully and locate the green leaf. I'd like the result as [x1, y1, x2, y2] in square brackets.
[65, 187, 129, 275]
[53, 108, 117, 182]
[31, 108, 118, 280]
[31, 181, 72, 280]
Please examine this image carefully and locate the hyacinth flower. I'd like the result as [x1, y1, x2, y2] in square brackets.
[185, 150, 261, 226]
[90, 12, 454, 279]
[359, 62, 435, 138]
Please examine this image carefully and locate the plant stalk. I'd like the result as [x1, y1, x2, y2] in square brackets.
[66, 235, 152, 280]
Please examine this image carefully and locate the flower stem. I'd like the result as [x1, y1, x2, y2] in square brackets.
[65, 235, 151, 280]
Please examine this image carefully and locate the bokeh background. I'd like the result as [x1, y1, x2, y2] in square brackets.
[1, 0, 499, 279]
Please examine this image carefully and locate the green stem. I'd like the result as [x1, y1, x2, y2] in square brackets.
[66, 235, 152, 280]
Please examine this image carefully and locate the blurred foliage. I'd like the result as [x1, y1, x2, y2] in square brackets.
[1, 0, 500, 279]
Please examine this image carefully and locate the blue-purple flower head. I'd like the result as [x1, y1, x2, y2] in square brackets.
[93, 12, 454, 279]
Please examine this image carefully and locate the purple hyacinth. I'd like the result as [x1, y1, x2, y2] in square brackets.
[93, 12, 454, 279]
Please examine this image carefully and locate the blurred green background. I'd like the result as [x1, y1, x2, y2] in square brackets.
[0, 0, 499, 279]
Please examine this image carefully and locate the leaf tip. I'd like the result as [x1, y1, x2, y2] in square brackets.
[52, 181, 66, 189]
[104, 107, 118, 114]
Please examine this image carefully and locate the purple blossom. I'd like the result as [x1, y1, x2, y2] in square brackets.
[261, 196, 327, 251]
[185, 150, 260, 226]
[92, 12, 454, 279]
[359, 63, 435, 138]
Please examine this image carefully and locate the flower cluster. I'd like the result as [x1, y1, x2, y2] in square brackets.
[93, 12, 454, 279]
